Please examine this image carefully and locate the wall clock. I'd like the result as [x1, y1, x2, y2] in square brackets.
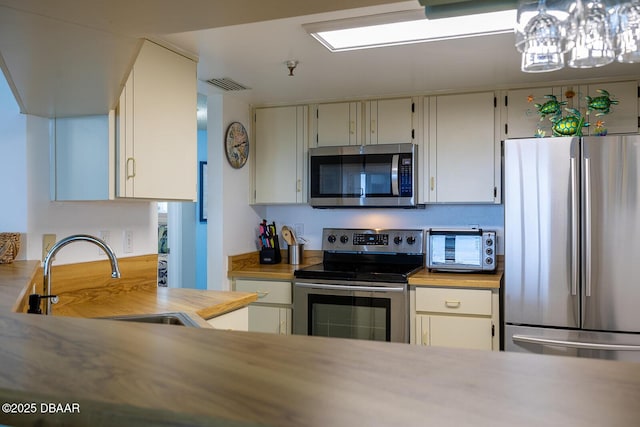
[225, 121, 249, 169]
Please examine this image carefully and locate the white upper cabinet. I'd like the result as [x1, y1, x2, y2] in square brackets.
[253, 105, 308, 204]
[580, 81, 638, 135]
[117, 40, 197, 200]
[365, 98, 414, 145]
[504, 87, 563, 139]
[314, 102, 361, 147]
[428, 92, 499, 204]
[504, 81, 638, 138]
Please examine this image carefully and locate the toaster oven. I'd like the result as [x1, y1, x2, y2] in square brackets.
[426, 228, 496, 272]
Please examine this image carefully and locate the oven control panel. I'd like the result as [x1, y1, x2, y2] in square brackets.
[323, 228, 424, 254]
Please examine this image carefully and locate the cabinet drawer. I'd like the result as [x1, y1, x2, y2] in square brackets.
[235, 280, 292, 304]
[415, 287, 492, 315]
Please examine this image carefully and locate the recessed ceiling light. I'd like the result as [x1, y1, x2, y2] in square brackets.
[304, 9, 516, 52]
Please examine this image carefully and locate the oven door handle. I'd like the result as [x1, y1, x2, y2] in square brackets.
[294, 282, 405, 293]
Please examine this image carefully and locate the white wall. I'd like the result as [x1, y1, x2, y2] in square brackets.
[0, 72, 27, 235]
[265, 204, 505, 254]
[24, 114, 158, 265]
[203, 85, 262, 291]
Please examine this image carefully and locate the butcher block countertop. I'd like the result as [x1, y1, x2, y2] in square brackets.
[52, 286, 257, 323]
[1, 312, 639, 426]
[0, 258, 257, 324]
[1, 262, 640, 425]
[229, 251, 503, 289]
[408, 268, 503, 289]
[227, 250, 323, 280]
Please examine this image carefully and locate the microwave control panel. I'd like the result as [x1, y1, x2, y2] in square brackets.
[399, 154, 413, 197]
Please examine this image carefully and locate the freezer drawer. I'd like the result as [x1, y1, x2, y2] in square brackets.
[506, 325, 640, 362]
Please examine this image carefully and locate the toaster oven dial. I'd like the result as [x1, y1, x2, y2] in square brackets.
[393, 236, 403, 245]
[406, 236, 416, 245]
[485, 238, 494, 246]
[485, 257, 494, 265]
[327, 235, 336, 244]
[340, 235, 349, 244]
[486, 248, 493, 255]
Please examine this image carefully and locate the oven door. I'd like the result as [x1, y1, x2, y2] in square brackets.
[293, 281, 408, 343]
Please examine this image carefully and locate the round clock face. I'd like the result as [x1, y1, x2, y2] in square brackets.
[225, 122, 249, 169]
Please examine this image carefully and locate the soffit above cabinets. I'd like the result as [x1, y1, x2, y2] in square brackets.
[0, 0, 408, 117]
[0, 6, 141, 118]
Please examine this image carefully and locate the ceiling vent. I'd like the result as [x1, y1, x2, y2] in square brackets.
[205, 77, 250, 91]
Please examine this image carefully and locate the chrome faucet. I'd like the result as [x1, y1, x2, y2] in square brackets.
[41, 234, 121, 315]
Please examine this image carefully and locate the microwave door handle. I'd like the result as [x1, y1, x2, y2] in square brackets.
[391, 154, 399, 196]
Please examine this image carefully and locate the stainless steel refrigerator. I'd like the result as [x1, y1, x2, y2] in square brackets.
[504, 135, 640, 362]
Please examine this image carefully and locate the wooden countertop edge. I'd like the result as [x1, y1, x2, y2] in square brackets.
[408, 271, 503, 289]
[194, 292, 258, 319]
[10, 260, 41, 312]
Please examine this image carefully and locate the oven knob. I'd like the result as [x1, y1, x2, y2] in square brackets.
[340, 235, 349, 244]
[485, 257, 494, 265]
[394, 236, 403, 245]
[327, 234, 336, 244]
[486, 248, 493, 255]
[407, 236, 416, 245]
[486, 238, 493, 246]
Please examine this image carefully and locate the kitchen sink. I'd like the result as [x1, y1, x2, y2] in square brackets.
[99, 312, 201, 327]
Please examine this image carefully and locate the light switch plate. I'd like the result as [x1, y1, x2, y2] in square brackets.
[98, 230, 110, 255]
[123, 230, 133, 253]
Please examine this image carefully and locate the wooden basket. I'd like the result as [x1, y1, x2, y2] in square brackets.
[0, 233, 21, 264]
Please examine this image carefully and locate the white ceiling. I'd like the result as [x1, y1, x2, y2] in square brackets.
[2, 0, 640, 116]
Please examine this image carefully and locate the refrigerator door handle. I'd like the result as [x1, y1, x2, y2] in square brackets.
[512, 334, 640, 351]
[570, 157, 578, 296]
[584, 157, 592, 297]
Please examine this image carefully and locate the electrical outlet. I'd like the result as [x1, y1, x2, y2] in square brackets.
[123, 230, 133, 254]
[42, 234, 57, 261]
[98, 230, 110, 255]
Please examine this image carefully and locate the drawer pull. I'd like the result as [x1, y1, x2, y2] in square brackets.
[256, 291, 270, 299]
[445, 300, 461, 308]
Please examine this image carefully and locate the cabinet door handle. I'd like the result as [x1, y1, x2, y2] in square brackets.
[349, 120, 355, 135]
[126, 157, 136, 179]
[280, 319, 286, 335]
[256, 291, 270, 299]
[422, 330, 428, 346]
[430, 177, 435, 191]
[296, 179, 302, 193]
[445, 300, 461, 308]
[371, 119, 376, 134]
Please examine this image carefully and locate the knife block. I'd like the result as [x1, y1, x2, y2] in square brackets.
[259, 236, 281, 264]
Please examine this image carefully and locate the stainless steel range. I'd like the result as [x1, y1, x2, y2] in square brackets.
[293, 228, 425, 343]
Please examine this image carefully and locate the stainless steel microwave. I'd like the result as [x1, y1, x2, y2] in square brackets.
[426, 228, 496, 272]
[308, 143, 417, 208]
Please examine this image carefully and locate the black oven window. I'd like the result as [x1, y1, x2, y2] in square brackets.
[308, 294, 391, 341]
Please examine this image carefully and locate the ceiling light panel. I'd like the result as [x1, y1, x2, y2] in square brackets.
[304, 9, 517, 52]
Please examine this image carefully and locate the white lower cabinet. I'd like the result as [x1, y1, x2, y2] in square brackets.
[247, 305, 291, 335]
[207, 306, 249, 331]
[233, 279, 292, 335]
[412, 287, 499, 351]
